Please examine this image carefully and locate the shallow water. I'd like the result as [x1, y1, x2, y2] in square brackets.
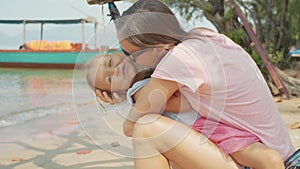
[0, 67, 136, 158]
[0, 68, 79, 128]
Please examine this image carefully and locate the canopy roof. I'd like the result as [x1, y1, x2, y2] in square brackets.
[0, 18, 99, 49]
[0, 18, 97, 24]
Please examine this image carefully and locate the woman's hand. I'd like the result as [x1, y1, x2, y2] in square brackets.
[95, 89, 124, 104]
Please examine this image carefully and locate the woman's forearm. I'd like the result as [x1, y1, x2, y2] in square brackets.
[123, 78, 179, 136]
[127, 78, 179, 122]
[165, 91, 191, 113]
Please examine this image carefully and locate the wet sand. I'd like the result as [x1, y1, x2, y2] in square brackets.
[0, 98, 299, 169]
[0, 107, 133, 169]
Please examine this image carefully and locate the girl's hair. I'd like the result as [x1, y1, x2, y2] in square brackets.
[85, 52, 155, 98]
[116, 0, 187, 49]
[85, 54, 104, 90]
[129, 67, 155, 87]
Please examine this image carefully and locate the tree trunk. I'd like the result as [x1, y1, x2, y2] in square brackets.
[277, 69, 300, 97]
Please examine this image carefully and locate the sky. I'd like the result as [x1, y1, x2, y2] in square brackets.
[0, 0, 216, 49]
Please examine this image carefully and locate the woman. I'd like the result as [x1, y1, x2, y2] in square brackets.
[88, 52, 284, 169]
[96, 0, 296, 168]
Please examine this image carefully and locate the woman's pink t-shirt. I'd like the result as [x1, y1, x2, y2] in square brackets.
[151, 28, 295, 160]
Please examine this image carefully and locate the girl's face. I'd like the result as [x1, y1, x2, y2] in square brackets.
[94, 53, 138, 93]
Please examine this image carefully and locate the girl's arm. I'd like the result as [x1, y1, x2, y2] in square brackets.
[95, 89, 124, 104]
[123, 78, 180, 136]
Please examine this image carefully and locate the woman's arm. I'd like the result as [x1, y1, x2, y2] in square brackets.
[123, 78, 180, 136]
[165, 91, 191, 113]
[133, 87, 191, 113]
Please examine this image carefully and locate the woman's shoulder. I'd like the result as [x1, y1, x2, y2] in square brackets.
[180, 27, 218, 43]
[189, 27, 217, 37]
[191, 27, 215, 32]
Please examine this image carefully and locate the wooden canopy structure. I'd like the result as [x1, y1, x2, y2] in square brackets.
[0, 18, 99, 49]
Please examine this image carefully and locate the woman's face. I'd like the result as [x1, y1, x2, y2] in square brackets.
[120, 39, 141, 55]
[94, 53, 138, 93]
[120, 40, 168, 68]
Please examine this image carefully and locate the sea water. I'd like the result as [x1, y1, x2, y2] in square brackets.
[0, 67, 136, 157]
[0, 67, 82, 128]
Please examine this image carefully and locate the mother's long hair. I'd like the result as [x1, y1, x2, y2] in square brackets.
[115, 0, 187, 49]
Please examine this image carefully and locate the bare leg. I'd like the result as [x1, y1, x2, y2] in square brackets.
[231, 142, 284, 169]
[134, 154, 170, 169]
[132, 114, 242, 169]
[170, 162, 184, 169]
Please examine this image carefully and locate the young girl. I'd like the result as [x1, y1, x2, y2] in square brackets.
[95, 0, 296, 169]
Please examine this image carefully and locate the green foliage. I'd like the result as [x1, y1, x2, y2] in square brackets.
[224, 28, 246, 45]
[162, 0, 298, 71]
[162, 0, 205, 21]
[250, 51, 267, 75]
[222, 8, 234, 22]
[271, 50, 292, 69]
[272, 51, 284, 66]
[288, 0, 300, 42]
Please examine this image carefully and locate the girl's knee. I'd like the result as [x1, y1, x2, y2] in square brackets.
[264, 150, 284, 168]
[255, 148, 284, 169]
[232, 143, 284, 169]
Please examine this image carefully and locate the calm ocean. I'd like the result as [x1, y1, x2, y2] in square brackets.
[0, 67, 87, 128]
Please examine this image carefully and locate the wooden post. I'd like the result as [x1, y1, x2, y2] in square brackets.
[22, 20, 26, 45]
[94, 22, 98, 49]
[230, 0, 290, 99]
[40, 23, 44, 40]
[81, 19, 86, 50]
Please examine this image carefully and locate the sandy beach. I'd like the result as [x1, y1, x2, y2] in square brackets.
[0, 106, 134, 169]
[0, 97, 299, 169]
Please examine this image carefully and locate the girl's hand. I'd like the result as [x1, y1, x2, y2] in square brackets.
[95, 89, 124, 104]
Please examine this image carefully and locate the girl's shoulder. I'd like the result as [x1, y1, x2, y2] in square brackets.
[127, 78, 151, 105]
